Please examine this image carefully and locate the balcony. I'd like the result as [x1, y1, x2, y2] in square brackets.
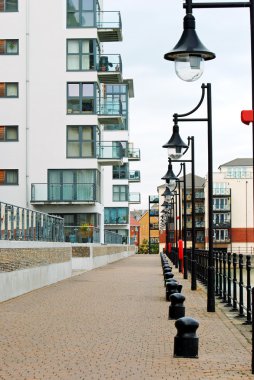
[129, 192, 141, 204]
[150, 210, 159, 217]
[129, 170, 141, 182]
[31, 183, 97, 204]
[97, 54, 122, 84]
[213, 221, 231, 228]
[97, 141, 124, 165]
[195, 192, 205, 199]
[97, 11, 123, 42]
[150, 223, 159, 230]
[128, 148, 140, 161]
[213, 205, 231, 211]
[195, 206, 205, 214]
[213, 188, 230, 196]
[97, 98, 123, 124]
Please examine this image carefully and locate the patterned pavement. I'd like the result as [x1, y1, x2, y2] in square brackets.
[0, 254, 253, 380]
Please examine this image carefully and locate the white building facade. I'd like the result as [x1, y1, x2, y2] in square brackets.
[0, 0, 140, 243]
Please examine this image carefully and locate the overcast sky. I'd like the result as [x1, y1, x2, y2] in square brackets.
[105, 0, 253, 209]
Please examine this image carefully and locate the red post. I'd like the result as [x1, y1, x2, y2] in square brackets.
[178, 239, 183, 273]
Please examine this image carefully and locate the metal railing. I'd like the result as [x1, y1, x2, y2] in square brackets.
[129, 192, 141, 203]
[64, 225, 100, 243]
[0, 201, 64, 242]
[129, 170, 141, 181]
[128, 148, 140, 160]
[194, 250, 253, 323]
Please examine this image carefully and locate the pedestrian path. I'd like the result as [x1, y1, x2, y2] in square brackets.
[0, 255, 253, 380]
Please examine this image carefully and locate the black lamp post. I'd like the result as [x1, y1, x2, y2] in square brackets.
[163, 121, 197, 289]
[165, 83, 215, 312]
[165, 0, 254, 213]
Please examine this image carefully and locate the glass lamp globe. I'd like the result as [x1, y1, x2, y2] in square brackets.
[175, 55, 204, 82]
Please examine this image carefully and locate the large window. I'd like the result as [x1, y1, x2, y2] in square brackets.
[0, 0, 18, 12]
[213, 198, 230, 211]
[0, 82, 18, 97]
[0, 39, 18, 54]
[113, 185, 128, 202]
[67, 0, 95, 28]
[0, 169, 18, 185]
[104, 207, 129, 224]
[67, 82, 96, 114]
[113, 163, 128, 179]
[0, 125, 18, 141]
[67, 39, 97, 71]
[67, 125, 97, 158]
[48, 169, 100, 202]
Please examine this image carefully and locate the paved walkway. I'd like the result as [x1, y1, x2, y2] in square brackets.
[0, 255, 253, 380]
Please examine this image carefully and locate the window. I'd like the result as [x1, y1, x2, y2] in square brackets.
[0, 39, 18, 54]
[113, 185, 128, 201]
[0, 82, 18, 97]
[0, 169, 18, 185]
[67, 39, 97, 71]
[48, 169, 100, 202]
[0, 125, 18, 141]
[0, 0, 18, 11]
[104, 207, 129, 224]
[113, 163, 128, 179]
[67, 125, 96, 158]
[67, 82, 96, 114]
[67, 0, 95, 28]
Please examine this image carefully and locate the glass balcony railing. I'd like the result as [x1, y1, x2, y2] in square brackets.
[97, 11, 122, 29]
[97, 99, 122, 115]
[213, 205, 231, 211]
[129, 170, 141, 182]
[97, 54, 122, 73]
[97, 11, 122, 42]
[96, 142, 124, 160]
[31, 183, 97, 203]
[213, 188, 230, 195]
[129, 192, 141, 203]
[128, 148, 140, 160]
[64, 225, 100, 243]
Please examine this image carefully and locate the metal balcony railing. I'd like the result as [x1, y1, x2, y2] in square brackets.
[0, 201, 64, 241]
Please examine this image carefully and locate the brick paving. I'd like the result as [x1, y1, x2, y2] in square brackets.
[0, 254, 253, 380]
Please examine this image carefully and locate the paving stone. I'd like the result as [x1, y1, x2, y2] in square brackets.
[0, 255, 253, 379]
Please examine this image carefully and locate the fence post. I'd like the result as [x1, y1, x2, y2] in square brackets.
[239, 254, 244, 317]
[227, 252, 232, 306]
[219, 252, 223, 299]
[246, 255, 252, 324]
[232, 253, 238, 311]
[222, 252, 227, 303]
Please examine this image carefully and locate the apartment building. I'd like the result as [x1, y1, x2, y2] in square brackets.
[158, 158, 254, 254]
[0, 0, 140, 243]
[205, 158, 254, 253]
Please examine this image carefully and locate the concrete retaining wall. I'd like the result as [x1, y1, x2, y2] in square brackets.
[0, 241, 136, 302]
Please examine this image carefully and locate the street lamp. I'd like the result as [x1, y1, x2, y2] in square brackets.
[165, 83, 215, 312]
[163, 121, 196, 288]
[164, 0, 215, 81]
[165, 0, 254, 207]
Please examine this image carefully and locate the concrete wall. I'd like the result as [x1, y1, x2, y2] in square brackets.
[0, 241, 136, 302]
[71, 244, 136, 270]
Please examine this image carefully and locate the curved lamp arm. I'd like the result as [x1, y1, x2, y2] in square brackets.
[173, 84, 206, 119]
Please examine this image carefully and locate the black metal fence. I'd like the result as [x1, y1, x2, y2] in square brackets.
[168, 248, 253, 324]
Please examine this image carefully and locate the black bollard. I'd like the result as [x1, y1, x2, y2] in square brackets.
[164, 271, 174, 286]
[174, 317, 199, 358]
[166, 280, 181, 301]
[169, 293, 185, 319]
